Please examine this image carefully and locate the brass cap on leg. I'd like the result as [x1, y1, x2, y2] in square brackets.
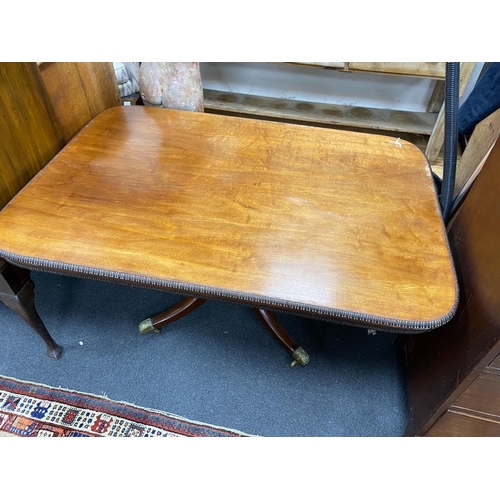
[138, 318, 161, 334]
[290, 346, 310, 367]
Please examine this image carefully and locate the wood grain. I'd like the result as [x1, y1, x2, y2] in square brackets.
[285, 62, 346, 69]
[282, 62, 445, 79]
[426, 80, 445, 113]
[348, 62, 446, 79]
[204, 89, 438, 135]
[453, 371, 500, 417]
[0, 62, 64, 211]
[490, 353, 500, 370]
[454, 107, 500, 199]
[0, 106, 457, 329]
[426, 410, 500, 436]
[37, 62, 121, 142]
[425, 62, 475, 163]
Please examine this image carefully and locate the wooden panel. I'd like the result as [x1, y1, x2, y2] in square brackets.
[348, 62, 445, 79]
[37, 62, 121, 142]
[204, 90, 438, 135]
[0, 106, 457, 330]
[490, 353, 500, 370]
[0, 62, 64, 210]
[286, 62, 346, 69]
[426, 80, 445, 113]
[425, 62, 476, 163]
[425, 106, 445, 163]
[426, 145, 463, 181]
[426, 410, 500, 436]
[453, 371, 500, 418]
[454, 108, 500, 199]
[404, 139, 500, 436]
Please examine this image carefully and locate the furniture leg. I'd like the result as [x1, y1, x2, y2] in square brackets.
[139, 296, 309, 367]
[0, 259, 62, 359]
[252, 308, 310, 367]
[394, 334, 409, 349]
[139, 296, 206, 334]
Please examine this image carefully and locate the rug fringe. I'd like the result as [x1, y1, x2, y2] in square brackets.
[0, 374, 255, 437]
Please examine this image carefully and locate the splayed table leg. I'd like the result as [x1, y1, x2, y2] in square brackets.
[252, 308, 310, 367]
[139, 296, 207, 334]
[139, 296, 310, 367]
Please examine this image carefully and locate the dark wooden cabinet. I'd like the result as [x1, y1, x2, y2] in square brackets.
[425, 356, 500, 436]
[404, 138, 500, 437]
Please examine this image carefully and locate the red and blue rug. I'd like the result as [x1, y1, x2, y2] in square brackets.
[0, 375, 251, 437]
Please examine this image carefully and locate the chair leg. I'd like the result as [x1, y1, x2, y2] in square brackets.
[252, 308, 310, 367]
[0, 260, 63, 360]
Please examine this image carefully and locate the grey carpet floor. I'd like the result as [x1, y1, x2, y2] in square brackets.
[0, 270, 409, 436]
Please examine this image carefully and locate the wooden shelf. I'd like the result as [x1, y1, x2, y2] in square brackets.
[281, 62, 446, 79]
[348, 62, 445, 79]
[203, 89, 438, 136]
[283, 62, 346, 70]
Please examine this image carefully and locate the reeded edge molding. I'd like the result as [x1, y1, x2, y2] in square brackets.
[0, 250, 459, 332]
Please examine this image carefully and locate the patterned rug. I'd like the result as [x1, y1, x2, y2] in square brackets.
[0, 376, 251, 437]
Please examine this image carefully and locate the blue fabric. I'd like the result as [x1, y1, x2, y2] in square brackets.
[459, 63, 500, 135]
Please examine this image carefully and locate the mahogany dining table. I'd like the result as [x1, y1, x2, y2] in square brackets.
[0, 106, 458, 365]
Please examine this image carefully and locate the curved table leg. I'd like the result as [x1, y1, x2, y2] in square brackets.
[139, 296, 206, 334]
[139, 296, 309, 367]
[252, 308, 310, 367]
[0, 260, 63, 360]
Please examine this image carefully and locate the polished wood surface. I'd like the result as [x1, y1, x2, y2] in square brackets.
[404, 139, 500, 436]
[37, 62, 121, 142]
[0, 62, 64, 210]
[0, 106, 457, 330]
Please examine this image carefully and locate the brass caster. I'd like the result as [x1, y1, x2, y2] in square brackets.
[290, 347, 310, 367]
[138, 318, 161, 335]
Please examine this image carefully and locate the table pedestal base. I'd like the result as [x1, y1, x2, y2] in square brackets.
[139, 297, 310, 367]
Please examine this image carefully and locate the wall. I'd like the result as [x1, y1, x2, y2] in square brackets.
[200, 62, 484, 112]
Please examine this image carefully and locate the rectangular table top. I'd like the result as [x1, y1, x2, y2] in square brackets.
[0, 106, 458, 331]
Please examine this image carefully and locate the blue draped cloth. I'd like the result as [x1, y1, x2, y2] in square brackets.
[459, 62, 500, 135]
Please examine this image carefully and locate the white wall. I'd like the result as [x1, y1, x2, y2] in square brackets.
[200, 62, 484, 112]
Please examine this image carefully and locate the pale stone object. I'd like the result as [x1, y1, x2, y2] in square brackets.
[139, 62, 204, 112]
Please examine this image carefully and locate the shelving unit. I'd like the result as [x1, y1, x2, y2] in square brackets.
[204, 62, 443, 134]
[282, 62, 446, 79]
[203, 89, 437, 135]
